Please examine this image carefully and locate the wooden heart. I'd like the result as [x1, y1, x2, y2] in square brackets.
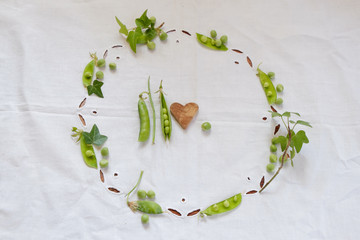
[170, 102, 199, 129]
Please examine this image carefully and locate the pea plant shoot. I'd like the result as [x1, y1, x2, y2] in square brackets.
[260, 110, 312, 193]
[115, 10, 168, 53]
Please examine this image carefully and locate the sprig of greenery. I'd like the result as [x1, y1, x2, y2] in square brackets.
[115, 10, 166, 53]
[87, 80, 104, 98]
[82, 124, 108, 146]
[260, 111, 312, 193]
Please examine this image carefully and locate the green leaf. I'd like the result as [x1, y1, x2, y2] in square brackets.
[296, 120, 312, 128]
[291, 112, 301, 117]
[275, 136, 288, 151]
[269, 111, 282, 118]
[87, 80, 104, 98]
[290, 120, 296, 124]
[292, 130, 309, 153]
[145, 28, 157, 41]
[282, 112, 291, 117]
[115, 16, 129, 35]
[136, 34, 148, 44]
[82, 124, 108, 146]
[93, 135, 108, 146]
[135, 10, 151, 29]
[290, 148, 295, 159]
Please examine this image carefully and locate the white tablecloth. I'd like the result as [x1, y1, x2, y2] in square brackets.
[1, 0, 360, 239]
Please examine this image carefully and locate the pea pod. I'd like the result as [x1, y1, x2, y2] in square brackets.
[138, 97, 150, 142]
[128, 200, 163, 214]
[82, 60, 95, 87]
[158, 81, 172, 141]
[196, 33, 228, 51]
[256, 65, 277, 105]
[79, 133, 97, 169]
[200, 193, 242, 217]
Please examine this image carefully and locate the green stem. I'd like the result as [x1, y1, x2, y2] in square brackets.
[148, 77, 156, 144]
[126, 170, 144, 204]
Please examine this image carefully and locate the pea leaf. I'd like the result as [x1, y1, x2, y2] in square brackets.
[87, 80, 104, 98]
[82, 124, 108, 146]
[136, 34, 148, 44]
[291, 112, 301, 117]
[145, 28, 157, 41]
[282, 112, 291, 117]
[274, 136, 288, 151]
[115, 16, 129, 36]
[268, 111, 282, 118]
[292, 130, 309, 153]
[135, 10, 151, 29]
[296, 120, 312, 128]
[126, 27, 143, 53]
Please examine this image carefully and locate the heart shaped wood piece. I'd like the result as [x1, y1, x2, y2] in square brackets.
[170, 102, 199, 129]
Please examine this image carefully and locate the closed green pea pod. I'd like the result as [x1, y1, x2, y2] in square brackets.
[138, 98, 150, 142]
[257, 65, 277, 105]
[79, 134, 97, 169]
[82, 60, 95, 87]
[200, 193, 242, 217]
[129, 200, 163, 214]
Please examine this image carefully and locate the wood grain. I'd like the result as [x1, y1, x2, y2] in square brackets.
[170, 103, 199, 129]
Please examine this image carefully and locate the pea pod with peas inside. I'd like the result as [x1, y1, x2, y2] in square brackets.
[71, 127, 97, 169]
[196, 33, 228, 51]
[256, 65, 277, 105]
[158, 81, 172, 141]
[82, 53, 97, 87]
[200, 193, 242, 217]
[138, 96, 150, 142]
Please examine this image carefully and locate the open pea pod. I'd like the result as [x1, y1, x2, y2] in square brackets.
[79, 134, 97, 169]
[257, 66, 277, 105]
[82, 60, 95, 87]
[200, 193, 242, 217]
[196, 33, 228, 51]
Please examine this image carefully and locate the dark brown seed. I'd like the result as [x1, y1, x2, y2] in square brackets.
[116, 56, 120, 59]
[78, 98, 86, 108]
[274, 124, 280, 135]
[168, 208, 181, 216]
[108, 187, 120, 193]
[112, 45, 123, 48]
[181, 198, 185, 202]
[100, 170, 104, 183]
[263, 117, 267, 121]
[234, 61, 239, 64]
[166, 29, 176, 33]
[247, 177, 250, 180]
[181, 30, 191, 36]
[260, 176, 265, 188]
[246, 56, 253, 67]
[270, 106, 277, 112]
[158, 22, 165, 29]
[187, 209, 201, 216]
[114, 173, 118, 177]
[92, 111, 97, 114]
[232, 49, 243, 54]
[78, 114, 86, 126]
[103, 49, 108, 59]
[246, 190, 258, 195]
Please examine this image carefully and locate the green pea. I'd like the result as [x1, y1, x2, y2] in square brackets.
[201, 35, 208, 43]
[268, 72, 275, 79]
[163, 114, 168, 120]
[266, 91, 273, 97]
[160, 32, 168, 41]
[266, 163, 275, 172]
[137, 190, 147, 199]
[97, 59, 106, 68]
[212, 204, 219, 212]
[211, 39, 215, 45]
[96, 71, 104, 80]
[215, 39, 222, 47]
[101, 147, 109, 156]
[275, 98, 283, 105]
[210, 30, 217, 38]
[269, 154, 277, 163]
[271, 137, 278, 144]
[233, 195, 238, 203]
[162, 108, 167, 114]
[270, 144, 277, 152]
[80, 134, 97, 168]
[109, 62, 116, 70]
[276, 84, 284, 92]
[84, 72, 92, 79]
[164, 126, 170, 134]
[223, 200, 230, 208]
[141, 214, 149, 224]
[138, 98, 150, 142]
[263, 82, 269, 88]
[147, 41, 156, 50]
[220, 35, 228, 43]
[164, 120, 170, 126]
[201, 122, 211, 131]
[85, 150, 94, 157]
[279, 155, 288, 163]
[99, 159, 109, 168]
[150, 16, 156, 24]
[147, 190, 156, 199]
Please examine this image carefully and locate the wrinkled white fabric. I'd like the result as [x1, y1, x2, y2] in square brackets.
[1, 0, 360, 239]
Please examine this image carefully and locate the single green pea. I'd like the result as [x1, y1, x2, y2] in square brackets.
[215, 39, 222, 47]
[200, 35, 208, 43]
[267, 91, 273, 97]
[275, 98, 283, 105]
[163, 114, 168, 120]
[97, 59, 106, 68]
[211, 39, 216, 45]
[164, 120, 170, 126]
[141, 214, 149, 224]
[220, 35, 228, 43]
[85, 150, 94, 157]
[146, 190, 156, 199]
[264, 82, 269, 88]
[233, 195, 238, 203]
[276, 84, 284, 92]
[271, 137, 278, 144]
[137, 190, 147, 199]
[164, 126, 170, 134]
[162, 108, 167, 114]
[109, 62, 116, 70]
[201, 122, 211, 131]
[101, 147, 109, 156]
[150, 16, 156, 24]
[223, 200, 230, 208]
[268, 72, 275, 79]
[279, 155, 288, 163]
[266, 163, 275, 172]
[160, 32, 168, 41]
[147, 41, 156, 50]
[210, 30, 217, 38]
[270, 144, 277, 152]
[99, 159, 109, 168]
[269, 154, 277, 163]
[212, 204, 219, 212]
[84, 72, 92, 79]
[96, 71, 104, 80]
